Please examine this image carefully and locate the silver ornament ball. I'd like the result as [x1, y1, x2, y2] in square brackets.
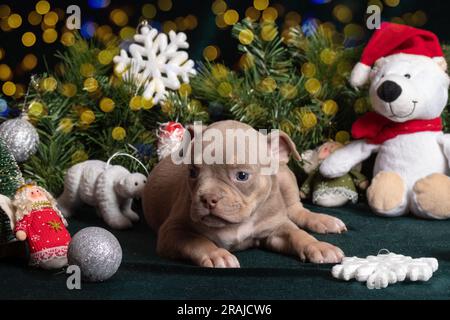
[68, 227, 122, 282]
[0, 118, 39, 162]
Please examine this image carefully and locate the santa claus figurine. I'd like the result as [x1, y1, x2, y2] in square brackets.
[13, 183, 71, 269]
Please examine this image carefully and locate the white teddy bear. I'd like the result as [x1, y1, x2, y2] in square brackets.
[320, 22, 450, 219]
[57, 160, 147, 229]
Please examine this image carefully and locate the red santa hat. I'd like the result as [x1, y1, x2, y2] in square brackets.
[350, 22, 446, 87]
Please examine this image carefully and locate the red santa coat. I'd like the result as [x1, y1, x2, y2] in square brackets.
[14, 206, 71, 266]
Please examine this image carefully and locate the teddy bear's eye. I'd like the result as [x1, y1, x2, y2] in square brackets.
[381, 74, 385, 78]
[135, 182, 139, 186]
[404, 74, 411, 79]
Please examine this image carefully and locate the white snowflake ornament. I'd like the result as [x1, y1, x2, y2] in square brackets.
[113, 22, 196, 103]
[332, 251, 438, 289]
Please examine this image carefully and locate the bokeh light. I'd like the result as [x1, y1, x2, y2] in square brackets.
[333, 5, 352, 23]
[203, 45, 220, 61]
[158, 0, 173, 12]
[22, 54, 38, 71]
[35, 1, 50, 15]
[254, 0, 269, 11]
[384, 0, 400, 7]
[88, 0, 111, 9]
[42, 28, 58, 43]
[142, 4, 157, 19]
[224, 9, 239, 25]
[28, 11, 42, 26]
[212, 0, 227, 15]
[22, 32, 37, 47]
[0, 64, 12, 81]
[43, 11, 58, 26]
[8, 13, 22, 29]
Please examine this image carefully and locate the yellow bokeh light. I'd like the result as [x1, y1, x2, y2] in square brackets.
[158, 0, 173, 12]
[28, 101, 44, 118]
[261, 23, 277, 41]
[178, 83, 192, 97]
[13, 84, 25, 99]
[0, 5, 11, 18]
[280, 83, 297, 100]
[28, 11, 42, 26]
[185, 15, 198, 30]
[412, 10, 427, 26]
[320, 48, 337, 65]
[212, 0, 227, 15]
[36, 1, 50, 15]
[110, 9, 128, 27]
[259, 77, 277, 93]
[58, 118, 74, 133]
[203, 45, 219, 61]
[42, 77, 58, 92]
[254, 0, 269, 11]
[80, 110, 95, 125]
[2, 81, 16, 96]
[112, 127, 126, 141]
[84, 78, 98, 92]
[301, 62, 316, 78]
[224, 9, 239, 25]
[335, 130, 350, 144]
[142, 98, 154, 110]
[211, 64, 228, 79]
[391, 17, 405, 24]
[98, 50, 113, 65]
[175, 17, 187, 31]
[0, 64, 12, 81]
[285, 11, 301, 25]
[42, 28, 58, 43]
[368, 0, 383, 11]
[8, 14, 22, 29]
[22, 54, 38, 70]
[384, 0, 400, 7]
[100, 97, 115, 113]
[239, 29, 254, 45]
[0, 18, 11, 32]
[305, 78, 321, 95]
[60, 83, 77, 97]
[22, 32, 36, 47]
[61, 32, 75, 46]
[301, 112, 318, 129]
[129, 96, 142, 111]
[80, 63, 95, 77]
[142, 4, 157, 19]
[262, 7, 278, 22]
[344, 23, 365, 40]
[215, 14, 227, 29]
[72, 150, 89, 164]
[43, 11, 58, 26]
[245, 7, 260, 21]
[333, 5, 352, 24]
[239, 53, 254, 70]
[322, 100, 339, 116]
[217, 82, 233, 97]
[163, 20, 177, 33]
[120, 26, 135, 40]
[354, 97, 368, 114]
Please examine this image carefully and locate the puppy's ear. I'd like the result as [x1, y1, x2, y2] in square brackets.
[185, 122, 207, 140]
[268, 130, 301, 164]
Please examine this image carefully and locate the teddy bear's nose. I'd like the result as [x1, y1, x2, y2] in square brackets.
[377, 80, 402, 102]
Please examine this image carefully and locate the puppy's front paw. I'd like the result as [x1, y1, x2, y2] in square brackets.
[199, 248, 240, 268]
[299, 241, 344, 264]
[304, 213, 347, 234]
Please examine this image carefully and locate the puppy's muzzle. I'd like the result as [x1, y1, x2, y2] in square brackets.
[377, 80, 402, 103]
[200, 193, 222, 210]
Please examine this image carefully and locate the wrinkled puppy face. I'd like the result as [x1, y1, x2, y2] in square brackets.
[369, 53, 450, 122]
[184, 120, 300, 228]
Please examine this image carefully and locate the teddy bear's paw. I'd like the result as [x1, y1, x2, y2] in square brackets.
[104, 214, 133, 229]
[123, 209, 140, 222]
[304, 213, 347, 234]
[198, 248, 240, 268]
[367, 171, 407, 216]
[299, 241, 344, 264]
[413, 173, 450, 219]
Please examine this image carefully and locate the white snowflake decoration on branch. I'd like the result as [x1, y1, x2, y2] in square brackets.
[332, 251, 438, 289]
[113, 22, 196, 103]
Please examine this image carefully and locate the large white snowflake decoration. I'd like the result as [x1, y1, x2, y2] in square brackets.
[332, 251, 438, 289]
[113, 22, 196, 103]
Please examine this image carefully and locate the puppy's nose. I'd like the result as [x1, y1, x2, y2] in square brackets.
[200, 194, 220, 209]
[377, 80, 402, 103]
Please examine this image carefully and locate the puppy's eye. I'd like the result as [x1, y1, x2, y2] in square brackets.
[404, 73, 411, 79]
[189, 167, 198, 179]
[236, 171, 249, 181]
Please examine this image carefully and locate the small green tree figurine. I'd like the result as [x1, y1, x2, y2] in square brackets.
[0, 138, 25, 257]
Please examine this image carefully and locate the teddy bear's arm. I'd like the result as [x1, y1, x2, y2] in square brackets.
[438, 134, 450, 167]
[320, 140, 379, 179]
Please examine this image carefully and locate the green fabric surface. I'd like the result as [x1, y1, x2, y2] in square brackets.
[1, 203, 450, 300]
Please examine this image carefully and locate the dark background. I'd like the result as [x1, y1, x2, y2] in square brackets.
[0, 0, 449, 97]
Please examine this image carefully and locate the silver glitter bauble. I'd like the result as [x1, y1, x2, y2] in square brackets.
[68, 227, 122, 282]
[0, 118, 39, 162]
